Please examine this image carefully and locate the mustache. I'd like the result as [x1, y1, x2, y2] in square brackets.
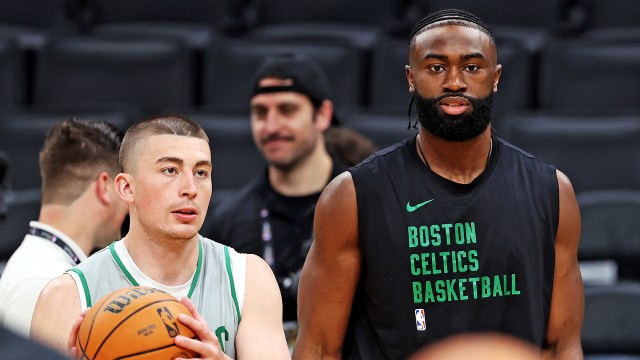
[262, 134, 294, 142]
[433, 92, 477, 102]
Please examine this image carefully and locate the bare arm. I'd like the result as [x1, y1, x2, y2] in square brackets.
[30, 274, 82, 355]
[235, 254, 291, 359]
[542, 170, 584, 360]
[293, 172, 360, 360]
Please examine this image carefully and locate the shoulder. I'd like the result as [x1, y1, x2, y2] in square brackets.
[320, 171, 355, 206]
[243, 254, 280, 302]
[349, 138, 412, 172]
[496, 136, 556, 169]
[39, 273, 78, 299]
[75, 244, 112, 269]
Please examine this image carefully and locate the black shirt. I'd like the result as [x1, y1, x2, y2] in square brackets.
[206, 159, 346, 321]
[345, 135, 558, 359]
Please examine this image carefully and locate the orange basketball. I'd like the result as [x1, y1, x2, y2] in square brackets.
[76, 286, 199, 359]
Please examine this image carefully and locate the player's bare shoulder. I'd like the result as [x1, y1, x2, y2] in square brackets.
[318, 171, 355, 209]
[31, 273, 81, 351]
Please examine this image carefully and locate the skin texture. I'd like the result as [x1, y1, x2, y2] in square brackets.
[31, 133, 291, 360]
[293, 24, 583, 360]
[408, 333, 540, 360]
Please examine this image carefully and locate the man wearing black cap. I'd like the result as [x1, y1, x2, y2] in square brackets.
[294, 8, 583, 360]
[207, 53, 357, 325]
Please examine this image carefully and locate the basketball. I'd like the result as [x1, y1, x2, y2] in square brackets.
[76, 286, 199, 360]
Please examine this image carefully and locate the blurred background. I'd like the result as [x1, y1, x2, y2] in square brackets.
[0, 0, 638, 357]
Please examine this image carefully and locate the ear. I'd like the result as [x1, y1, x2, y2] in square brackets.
[115, 172, 135, 204]
[95, 172, 112, 206]
[315, 99, 333, 131]
[492, 63, 502, 93]
[405, 65, 415, 93]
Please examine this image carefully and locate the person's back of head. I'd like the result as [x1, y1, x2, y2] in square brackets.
[119, 114, 209, 173]
[325, 127, 377, 167]
[40, 119, 123, 205]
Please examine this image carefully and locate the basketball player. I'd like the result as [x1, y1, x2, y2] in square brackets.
[0, 119, 127, 338]
[293, 9, 583, 360]
[30, 115, 290, 359]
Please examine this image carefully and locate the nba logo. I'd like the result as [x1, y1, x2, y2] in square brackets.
[415, 309, 426, 331]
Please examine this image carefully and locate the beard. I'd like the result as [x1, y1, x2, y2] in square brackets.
[414, 91, 493, 141]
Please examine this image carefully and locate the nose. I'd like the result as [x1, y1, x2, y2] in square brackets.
[443, 68, 467, 93]
[181, 173, 197, 199]
[262, 109, 282, 133]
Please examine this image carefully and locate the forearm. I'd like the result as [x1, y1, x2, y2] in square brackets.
[292, 340, 342, 360]
[541, 342, 583, 360]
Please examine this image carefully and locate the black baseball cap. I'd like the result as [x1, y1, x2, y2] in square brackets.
[251, 53, 340, 125]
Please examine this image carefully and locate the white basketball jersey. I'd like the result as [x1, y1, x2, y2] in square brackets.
[68, 236, 245, 358]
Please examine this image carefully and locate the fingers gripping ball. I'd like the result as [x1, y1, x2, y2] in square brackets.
[76, 286, 199, 359]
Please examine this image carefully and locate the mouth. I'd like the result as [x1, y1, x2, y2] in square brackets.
[439, 96, 472, 116]
[172, 207, 199, 221]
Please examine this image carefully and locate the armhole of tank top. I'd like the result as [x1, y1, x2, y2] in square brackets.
[224, 246, 245, 324]
[67, 268, 91, 310]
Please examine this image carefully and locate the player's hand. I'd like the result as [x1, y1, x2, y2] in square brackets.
[68, 308, 90, 359]
[174, 296, 232, 360]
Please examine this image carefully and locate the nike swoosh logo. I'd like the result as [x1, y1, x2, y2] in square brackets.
[406, 199, 434, 212]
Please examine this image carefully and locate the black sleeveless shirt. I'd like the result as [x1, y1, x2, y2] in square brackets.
[346, 135, 558, 359]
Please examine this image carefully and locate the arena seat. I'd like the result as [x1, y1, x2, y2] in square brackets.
[582, 282, 640, 356]
[0, 37, 25, 107]
[538, 38, 640, 111]
[33, 35, 194, 116]
[0, 106, 136, 190]
[578, 190, 640, 283]
[578, 0, 640, 29]
[83, 0, 246, 36]
[498, 111, 640, 194]
[0, 188, 41, 262]
[202, 39, 364, 111]
[247, 0, 403, 28]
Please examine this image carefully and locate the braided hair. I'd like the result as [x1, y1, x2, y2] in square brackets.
[408, 9, 495, 47]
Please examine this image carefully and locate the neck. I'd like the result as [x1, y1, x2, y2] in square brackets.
[416, 127, 493, 184]
[121, 226, 199, 286]
[38, 204, 96, 256]
[269, 142, 334, 196]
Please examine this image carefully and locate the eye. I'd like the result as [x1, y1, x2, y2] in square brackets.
[465, 64, 480, 72]
[428, 65, 446, 72]
[195, 169, 209, 178]
[279, 103, 299, 116]
[162, 167, 177, 175]
[252, 106, 267, 120]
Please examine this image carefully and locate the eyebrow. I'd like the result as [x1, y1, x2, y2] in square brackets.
[155, 157, 212, 168]
[423, 52, 486, 61]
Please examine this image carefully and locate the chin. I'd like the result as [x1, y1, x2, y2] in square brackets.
[169, 226, 200, 241]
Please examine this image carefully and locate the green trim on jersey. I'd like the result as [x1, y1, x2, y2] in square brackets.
[187, 238, 204, 298]
[68, 267, 92, 307]
[224, 246, 241, 323]
[110, 242, 138, 286]
[108, 239, 203, 297]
